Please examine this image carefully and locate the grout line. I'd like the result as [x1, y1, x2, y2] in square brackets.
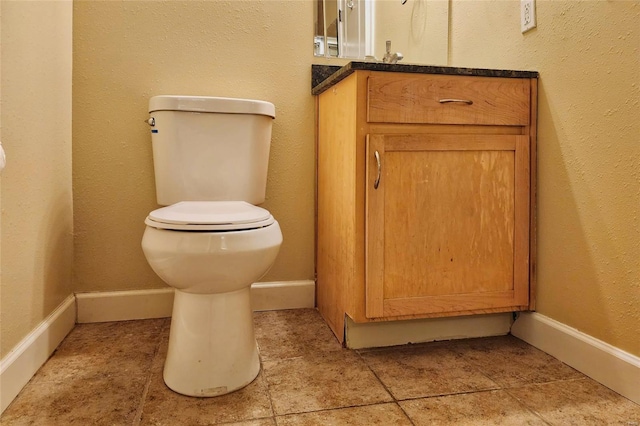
[397, 387, 502, 403]
[273, 401, 409, 420]
[259, 349, 279, 424]
[132, 373, 153, 426]
[395, 401, 417, 426]
[353, 350, 417, 425]
[131, 319, 168, 425]
[498, 376, 591, 391]
[465, 364, 504, 392]
[503, 387, 554, 426]
[354, 350, 397, 401]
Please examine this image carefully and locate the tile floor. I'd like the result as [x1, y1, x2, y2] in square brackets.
[2, 309, 639, 425]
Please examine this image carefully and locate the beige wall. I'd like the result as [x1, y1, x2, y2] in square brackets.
[72, 1, 316, 292]
[449, 0, 639, 355]
[374, 0, 449, 64]
[0, 1, 74, 358]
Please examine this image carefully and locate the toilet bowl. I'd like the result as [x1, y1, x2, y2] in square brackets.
[142, 201, 281, 396]
[141, 96, 281, 397]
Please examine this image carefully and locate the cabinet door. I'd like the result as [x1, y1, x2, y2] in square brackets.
[366, 134, 530, 318]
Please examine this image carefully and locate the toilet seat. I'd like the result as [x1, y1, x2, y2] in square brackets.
[145, 201, 275, 231]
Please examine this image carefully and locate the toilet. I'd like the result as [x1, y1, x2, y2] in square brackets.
[141, 95, 282, 397]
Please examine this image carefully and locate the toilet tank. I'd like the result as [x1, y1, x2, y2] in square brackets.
[148, 96, 275, 206]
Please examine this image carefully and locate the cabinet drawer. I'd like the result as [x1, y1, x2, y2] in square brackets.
[367, 73, 530, 126]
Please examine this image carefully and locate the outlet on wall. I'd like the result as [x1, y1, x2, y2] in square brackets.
[521, 0, 536, 33]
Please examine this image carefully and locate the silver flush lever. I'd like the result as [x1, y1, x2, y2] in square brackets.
[144, 117, 156, 126]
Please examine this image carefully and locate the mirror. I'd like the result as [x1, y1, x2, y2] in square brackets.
[314, 0, 449, 65]
[314, 0, 372, 59]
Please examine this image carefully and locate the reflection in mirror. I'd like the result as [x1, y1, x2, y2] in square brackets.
[314, 0, 372, 59]
[314, 0, 449, 65]
[314, 0, 338, 56]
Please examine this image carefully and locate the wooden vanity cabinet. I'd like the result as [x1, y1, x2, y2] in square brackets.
[316, 70, 537, 343]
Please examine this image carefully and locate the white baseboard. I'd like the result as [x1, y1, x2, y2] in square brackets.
[76, 280, 315, 323]
[0, 294, 76, 414]
[345, 313, 513, 349]
[250, 280, 315, 311]
[76, 288, 175, 323]
[512, 312, 640, 405]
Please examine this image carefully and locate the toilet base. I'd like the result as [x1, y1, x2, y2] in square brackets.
[163, 287, 260, 397]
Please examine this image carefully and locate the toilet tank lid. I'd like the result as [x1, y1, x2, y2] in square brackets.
[149, 95, 275, 118]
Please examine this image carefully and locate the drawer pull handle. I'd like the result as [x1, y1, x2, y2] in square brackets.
[439, 98, 474, 105]
[374, 150, 381, 189]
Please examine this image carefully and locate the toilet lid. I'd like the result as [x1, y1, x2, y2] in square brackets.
[145, 201, 275, 231]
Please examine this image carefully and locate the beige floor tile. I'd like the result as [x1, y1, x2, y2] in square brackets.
[359, 342, 499, 400]
[510, 378, 640, 425]
[33, 318, 167, 383]
[400, 390, 547, 425]
[3, 316, 636, 426]
[254, 309, 342, 361]
[263, 350, 393, 415]
[1, 372, 147, 425]
[139, 368, 273, 425]
[449, 335, 584, 388]
[276, 403, 413, 425]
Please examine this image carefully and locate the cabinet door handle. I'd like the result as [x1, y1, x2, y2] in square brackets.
[439, 98, 474, 105]
[374, 150, 381, 189]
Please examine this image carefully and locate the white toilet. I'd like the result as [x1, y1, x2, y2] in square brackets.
[141, 95, 282, 397]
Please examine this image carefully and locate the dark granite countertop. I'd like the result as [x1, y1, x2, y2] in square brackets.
[312, 62, 539, 95]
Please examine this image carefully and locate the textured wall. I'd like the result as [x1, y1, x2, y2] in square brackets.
[72, 1, 317, 292]
[449, 0, 639, 355]
[0, 1, 73, 358]
[374, 0, 449, 65]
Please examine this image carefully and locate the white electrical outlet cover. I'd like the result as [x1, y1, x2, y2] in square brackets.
[521, 0, 537, 33]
